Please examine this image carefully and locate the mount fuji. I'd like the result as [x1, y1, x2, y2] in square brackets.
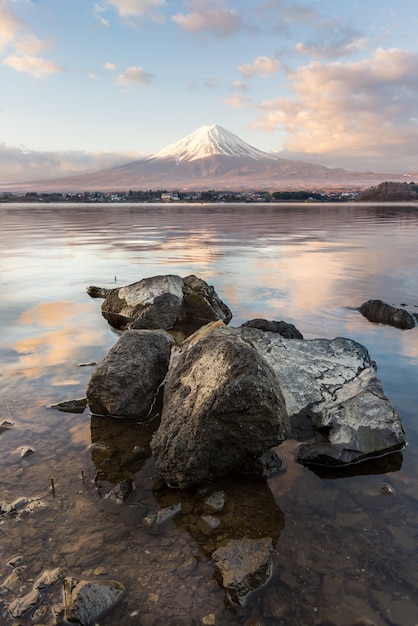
[2, 125, 405, 192]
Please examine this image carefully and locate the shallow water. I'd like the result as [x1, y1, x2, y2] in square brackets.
[1, 202, 418, 625]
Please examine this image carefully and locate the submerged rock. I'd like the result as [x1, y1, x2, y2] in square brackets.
[212, 537, 273, 606]
[86, 329, 173, 420]
[8, 588, 41, 618]
[88, 273, 232, 332]
[63, 577, 124, 626]
[358, 299, 416, 329]
[150, 331, 289, 488]
[49, 397, 88, 414]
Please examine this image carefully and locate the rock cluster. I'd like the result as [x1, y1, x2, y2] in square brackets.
[358, 298, 417, 329]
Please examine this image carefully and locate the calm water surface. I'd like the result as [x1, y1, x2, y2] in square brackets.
[1, 202, 418, 625]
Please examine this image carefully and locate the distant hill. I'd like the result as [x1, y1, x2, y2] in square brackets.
[0, 125, 408, 193]
[358, 181, 418, 201]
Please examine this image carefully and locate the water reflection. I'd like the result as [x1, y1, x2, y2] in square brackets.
[1, 203, 418, 625]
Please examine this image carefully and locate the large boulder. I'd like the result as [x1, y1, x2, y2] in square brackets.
[87, 274, 232, 331]
[86, 329, 173, 420]
[150, 332, 290, 488]
[222, 327, 406, 465]
[358, 299, 416, 330]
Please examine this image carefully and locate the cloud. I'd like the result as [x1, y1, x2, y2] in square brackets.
[257, 0, 320, 33]
[223, 93, 249, 109]
[0, 144, 142, 183]
[0, 1, 64, 77]
[0, 2, 23, 51]
[93, 3, 110, 27]
[239, 55, 282, 78]
[115, 65, 154, 86]
[172, 0, 243, 37]
[103, 0, 166, 21]
[4, 54, 65, 77]
[295, 23, 368, 59]
[250, 48, 418, 171]
[231, 80, 249, 91]
[104, 61, 116, 70]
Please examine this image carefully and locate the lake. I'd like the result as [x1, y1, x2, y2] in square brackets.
[1, 202, 418, 626]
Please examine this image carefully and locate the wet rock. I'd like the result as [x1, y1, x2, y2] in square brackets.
[358, 299, 416, 329]
[223, 327, 405, 466]
[143, 503, 181, 529]
[8, 588, 40, 618]
[296, 373, 406, 465]
[102, 479, 133, 504]
[1, 497, 47, 518]
[151, 331, 289, 488]
[87, 329, 173, 420]
[182, 274, 232, 326]
[63, 576, 124, 626]
[204, 491, 225, 512]
[19, 446, 34, 458]
[241, 318, 303, 339]
[86, 285, 112, 298]
[212, 537, 273, 606]
[34, 567, 63, 589]
[78, 361, 97, 367]
[0, 419, 13, 433]
[90, 273, 232, 332]
[241, 448, 286, 477]
[49, 397, 88, 414]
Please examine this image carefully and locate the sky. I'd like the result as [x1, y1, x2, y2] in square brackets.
[1, 0, 418, 183]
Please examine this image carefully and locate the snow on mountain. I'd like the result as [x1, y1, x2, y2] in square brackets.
[149, 124, 278, 163]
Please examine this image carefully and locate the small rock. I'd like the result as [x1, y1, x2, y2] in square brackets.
[102, 479, 133, 504]
[204, 491, 225, 512]
[78, 362, 97, 367]
[212, 537, 273, 606]
[19, 446, 34, 458]
[34, 567, 63, 589]
[63, 577, 124, 626]
[8, 588, 41, 618]
[49, 398, 88, 414]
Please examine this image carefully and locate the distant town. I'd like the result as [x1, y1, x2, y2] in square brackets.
[1, 181, 417, 203]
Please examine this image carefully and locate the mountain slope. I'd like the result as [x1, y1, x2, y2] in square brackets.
[0, 125, 405, 193]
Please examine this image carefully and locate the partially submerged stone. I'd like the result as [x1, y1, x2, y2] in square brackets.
[86, 329, 173, 420]
[224, 327, 406, 466]
[63, 577, 124, 626]
[241, 318, 303, 339]
[49, 397, 88, 414]
[358, 299, 416, 329]
[150, 331, 289, 488]
[212, 537, 273, 606]
[8, 588, 41, 618]
[87, 273, 232, 332]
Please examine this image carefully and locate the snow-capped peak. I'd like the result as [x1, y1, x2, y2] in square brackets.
[149, 124, 278, 162]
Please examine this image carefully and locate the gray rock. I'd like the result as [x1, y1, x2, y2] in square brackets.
[296, 373, 406, 465]
[225, 327, 405, 465]
[241, 318, 303, 339]
[91, 273, 232, 331]
[86, 285, 112, 298]
[151, 332, 289, 488]
[48, 397, 88, 414]
[212, 537, 273, 606]
[358, 299, 416, 329]
[182, 274, 232, 325]
[63, 577, 124, 626]
[102, 479, 133, 504]
[86, 329, 173, 420]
